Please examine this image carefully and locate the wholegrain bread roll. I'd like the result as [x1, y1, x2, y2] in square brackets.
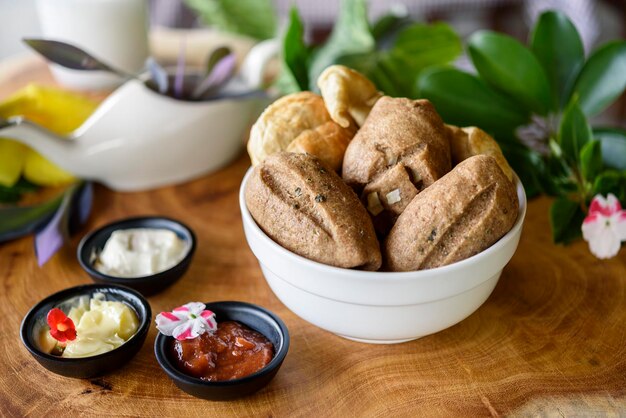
[247, 92, 354, 171]
[342, 97, 451, 190]
[245, 152, 381, 270]
[446, 125, 514, 182]
[385, 155, 518, 271]
[361, 163, 419, 236]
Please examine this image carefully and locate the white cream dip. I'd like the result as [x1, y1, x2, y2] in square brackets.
[94, 228, 188, 278]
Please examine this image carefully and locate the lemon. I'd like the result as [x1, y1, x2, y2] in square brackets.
[0, 84, 98, 187]
[0, 139, 27, 187]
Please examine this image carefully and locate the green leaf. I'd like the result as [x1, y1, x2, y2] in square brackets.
[549, 197, 585, 244]
[417, 67, 528, 138]
[184, 0, 276, 40]
[308, 0, 375, 91]
[278, 7, 309, 93]
[0, 193, 62, 242]
[371, 10, 409, 43]
[580, 140, 603, 182]
[468, 31, 551, 115]
[385, 23, 462, 96]
[593, 127, 626, 171]
[558, 98, 592, 164]
[530, 11, 584, 110]
[573, 40, 626, 116]
[499, 142, 545, 198]
[336, 52, 403, 97]
[337, 23, 462, 98]
[0, 178, 39, 204]
[593, 170, 626, 203]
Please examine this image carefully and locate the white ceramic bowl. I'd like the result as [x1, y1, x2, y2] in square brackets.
[240, 168, 526, 344]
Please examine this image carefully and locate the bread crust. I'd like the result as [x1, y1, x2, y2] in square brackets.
[342, 97, 451, 190]
[385, 155, 518, 271]
[446, 125, 514, 182]
[286, 121, 356, 171]
[247, 92, 354, 171]
[317, 65, 383, 128]
[245, 152, 382, 270]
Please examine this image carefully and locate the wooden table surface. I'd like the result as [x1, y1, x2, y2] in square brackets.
[0, 56, 625, 418]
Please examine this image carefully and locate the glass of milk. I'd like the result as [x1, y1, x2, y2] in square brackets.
[35, 0, 149, 90]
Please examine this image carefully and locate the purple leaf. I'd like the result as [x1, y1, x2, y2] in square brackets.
[34, 186, 74, 266]
[69, 182, 93, 234]
[191, 53, 237, 100]
[34, 182, 93, 266]
[75, 182, 93, 225]
[147, 57, 168, 94]
[174, 38, 186, 99]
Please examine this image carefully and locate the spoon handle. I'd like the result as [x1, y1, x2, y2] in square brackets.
[23, 38, 136, 79]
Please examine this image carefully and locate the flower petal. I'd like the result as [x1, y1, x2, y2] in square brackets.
[611, 211, 626, 242]
[200, 310, 217, 331]
[589, 195, 608, 216]
[582, 215, 606, 241]
[191, 317, 208, 337]
[46, 308, 76, 342]
[588, 194, 621, 217]
[155, 312, 187, 336]
[174, 326, 194, 341]
[172, 321, 196, 340]
[180, 302, 206, 316]
[588, 230, 621, 259]
[606, 194, 622, 213]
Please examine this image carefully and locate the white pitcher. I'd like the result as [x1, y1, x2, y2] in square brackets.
[0, 40, 278, 192]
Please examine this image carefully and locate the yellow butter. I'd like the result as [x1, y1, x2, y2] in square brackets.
[61, 293, 139, 358]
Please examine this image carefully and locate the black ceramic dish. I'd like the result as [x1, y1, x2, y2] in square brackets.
[77, 216, 196, 296]
[20, 284, 151, 379]
[154, 301, 290, 401]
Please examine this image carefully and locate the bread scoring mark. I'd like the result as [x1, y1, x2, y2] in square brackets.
[420, 183, 497, 269]
[265, 156, 334, 239]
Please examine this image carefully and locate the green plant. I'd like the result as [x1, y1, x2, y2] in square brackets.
[184, 0, 277, 40]
[417, 10, 626, 244]
[278, 0, 462, 97]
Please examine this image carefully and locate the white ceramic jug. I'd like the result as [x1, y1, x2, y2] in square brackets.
[0, 39, 278, 192]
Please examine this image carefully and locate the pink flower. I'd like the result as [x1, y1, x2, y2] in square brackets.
[155, 302, 217, 340]
[582, 194, 626, 259]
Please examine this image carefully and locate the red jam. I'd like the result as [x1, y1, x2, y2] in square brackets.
[170, 321, 274, 381]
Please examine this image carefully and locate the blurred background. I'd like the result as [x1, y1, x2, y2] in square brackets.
[1, 0, 624, 125]
[1, 0, 625, 59]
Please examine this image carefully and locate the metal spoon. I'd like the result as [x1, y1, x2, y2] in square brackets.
[23, 38, 135, 79]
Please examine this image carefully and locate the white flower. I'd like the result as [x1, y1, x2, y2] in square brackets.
[155, 302, 217, 340]
[581, 194, 626, 259]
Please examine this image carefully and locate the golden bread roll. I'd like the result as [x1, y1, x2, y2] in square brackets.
[317, 65, 383, 128]
[286, 121, 356, 172]
[247, 92, 354, 171]
[245, 152, 382, 270]
[385, 155, 518, 271]
[446, 125, 514, 182]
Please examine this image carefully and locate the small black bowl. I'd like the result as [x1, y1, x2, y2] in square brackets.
[20, 284, 152, 379]
[154, 301, 290, 401]
[77, 216, 196, 296]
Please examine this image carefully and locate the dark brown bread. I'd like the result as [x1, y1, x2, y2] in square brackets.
[385, 155, 518, 271]
[342, 97, 451, 190]
[361, 163, 419, 236]
[245, 152, 382, 270]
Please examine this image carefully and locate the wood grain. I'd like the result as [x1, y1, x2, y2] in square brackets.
[0, 57, 625, 418]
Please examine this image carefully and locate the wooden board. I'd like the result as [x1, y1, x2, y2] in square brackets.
[0, 57, 625, 417]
